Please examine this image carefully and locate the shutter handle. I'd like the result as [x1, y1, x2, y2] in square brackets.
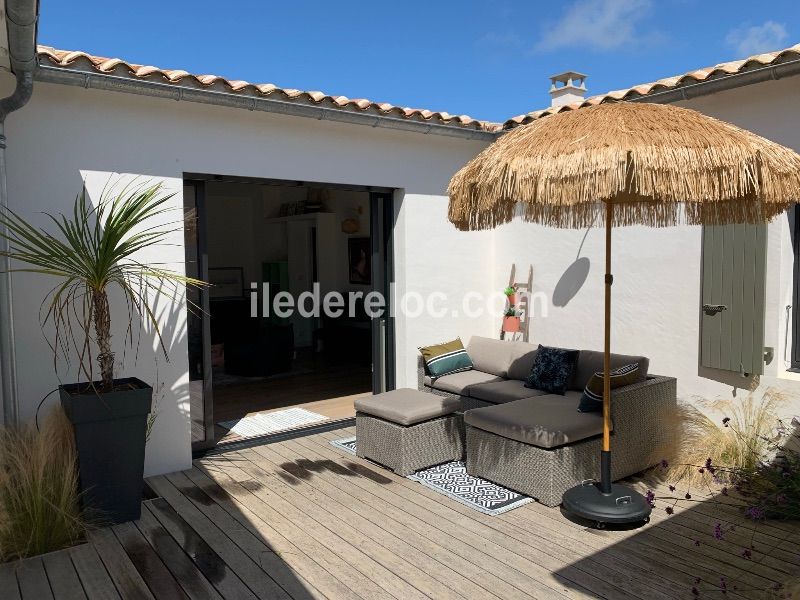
[703, 304, 728, 315]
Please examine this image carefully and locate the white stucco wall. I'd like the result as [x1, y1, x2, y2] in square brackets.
[1, 71, 798, 475]
[491, 76, 800, 416]
[0, 75, 492, 475]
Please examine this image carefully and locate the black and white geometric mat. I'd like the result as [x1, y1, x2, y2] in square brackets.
[330, 436, 532, 516]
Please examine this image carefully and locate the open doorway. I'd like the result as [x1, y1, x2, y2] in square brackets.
[184, 175, 394, 449]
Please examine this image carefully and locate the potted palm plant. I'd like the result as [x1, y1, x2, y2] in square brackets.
[0, 181, 202, 523]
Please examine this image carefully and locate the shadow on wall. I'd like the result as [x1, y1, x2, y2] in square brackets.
[553, 257, 591, 307]
[29, 174, 193, 476]
[552, 223, 595, 307]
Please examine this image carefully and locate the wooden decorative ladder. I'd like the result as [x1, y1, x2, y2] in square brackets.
[501, 264, 533, 342]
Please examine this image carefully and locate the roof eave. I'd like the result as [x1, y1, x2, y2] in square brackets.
[504, 45, 800, 130]
[35, 57, 504, 141]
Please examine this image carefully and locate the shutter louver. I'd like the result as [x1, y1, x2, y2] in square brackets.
[701, 224, 767, 376]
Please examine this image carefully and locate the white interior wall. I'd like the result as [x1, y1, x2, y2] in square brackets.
[206, 182, 372, 295]
[0, 75, 491, 475]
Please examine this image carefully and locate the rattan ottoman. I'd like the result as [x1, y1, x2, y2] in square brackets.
[354, 388, 463, 476]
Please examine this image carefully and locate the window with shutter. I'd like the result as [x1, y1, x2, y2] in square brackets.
[701, 223, 767, 376]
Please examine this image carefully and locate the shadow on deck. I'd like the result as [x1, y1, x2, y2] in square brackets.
[3, 424, 798, 599]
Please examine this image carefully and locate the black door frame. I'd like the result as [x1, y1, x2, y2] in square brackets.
[184, 179, 215, 450]
[370, 191, 396, 393]
[185, 174, 396, 451]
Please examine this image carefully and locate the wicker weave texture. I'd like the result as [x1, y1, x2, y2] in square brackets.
[356, 412, 464, 476]
[465, 375, 677, 506]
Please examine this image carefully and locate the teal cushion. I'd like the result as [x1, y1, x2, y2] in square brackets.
[419, 338, 473, 378]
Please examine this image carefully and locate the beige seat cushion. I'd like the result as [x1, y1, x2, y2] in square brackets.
[570, 350, 649, 391]
[355, 388, 459, 426]
[425, 370, 502, 395]
[468, 379, 547, 404]
[466, 336, 516, 377]
[464, 393, 607, 449]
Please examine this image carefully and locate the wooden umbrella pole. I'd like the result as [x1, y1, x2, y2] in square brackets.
[601, 200, 613, 493]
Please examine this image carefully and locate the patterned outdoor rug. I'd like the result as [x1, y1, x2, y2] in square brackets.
[330, 436, 532, 515]
[219, 408, 328, 438]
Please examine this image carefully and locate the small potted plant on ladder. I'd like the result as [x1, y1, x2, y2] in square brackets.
[0, 180, 203, 523]
[503, 285, 517, 307]
[502, 307, 521, 333]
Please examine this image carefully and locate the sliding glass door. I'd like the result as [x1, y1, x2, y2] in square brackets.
[370, 191, 396, 393]
[185, 177, 395, 451]
[184, 180, 215, 450]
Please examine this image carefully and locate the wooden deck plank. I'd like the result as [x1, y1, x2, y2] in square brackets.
[111, 521, 189, 600]
[312, 427, 790, 600]
[16, 556, 54, 600]
[11, 425, 795, 600]
[207, 453, 429, 600]
[134, 502, 226, 600]
[292, 430, 687, 600]
[182, 464, 362, 600]
[236, 444, 500, 600]
[296, 429, 662, 600]
[250, 439, 530, 600]
[147, 495, 290, 600]
[87, 528, 155, 600]
[0, 560, 22, 600]
[321, 427, 800, 584]
[504, 497, 757, 600]
[157, 471, 327, 600]
[284, 432, 599, 599]
[68, 543, 121, 600]
[42, 550, 87, 600]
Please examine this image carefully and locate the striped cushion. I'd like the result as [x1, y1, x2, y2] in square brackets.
[578, 363, 639, 412]
[419, 338, 473, 378]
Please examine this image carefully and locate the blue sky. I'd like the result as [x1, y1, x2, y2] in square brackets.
[39, 0, 799, 123]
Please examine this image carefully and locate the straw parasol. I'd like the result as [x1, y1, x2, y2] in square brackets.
[448, 101, 800, 525]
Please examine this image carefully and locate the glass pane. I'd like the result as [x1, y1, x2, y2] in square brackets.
[184, 183, 210, 444]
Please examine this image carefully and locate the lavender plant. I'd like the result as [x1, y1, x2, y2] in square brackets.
[651, 402, 799, 598]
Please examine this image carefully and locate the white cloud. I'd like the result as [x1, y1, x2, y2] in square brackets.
[725, 21, 788, 57]
[534, 0, 654, 52]
[477, 31, 525, 50]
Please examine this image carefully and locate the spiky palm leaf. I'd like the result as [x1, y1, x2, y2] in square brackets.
[0, 180, 204, 391]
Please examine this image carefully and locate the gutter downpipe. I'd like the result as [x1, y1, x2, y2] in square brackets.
[0, 0, 37, 427]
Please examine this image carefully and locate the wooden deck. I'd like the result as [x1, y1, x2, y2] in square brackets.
[4, 425, 799, 599]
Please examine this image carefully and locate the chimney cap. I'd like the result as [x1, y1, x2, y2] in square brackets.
[549, 71, 588, 82]
[548, 71, 588, 107]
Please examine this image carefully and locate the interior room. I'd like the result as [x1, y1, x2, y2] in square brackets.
[192, 179, 376, 443]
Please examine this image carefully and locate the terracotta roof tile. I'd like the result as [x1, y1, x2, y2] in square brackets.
[36, 45, 500, 132]
[36, 43, 800, 135]
[504, 43, 800, 129]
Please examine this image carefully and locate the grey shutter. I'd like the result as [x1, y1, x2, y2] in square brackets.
[701, 223, 767, 376]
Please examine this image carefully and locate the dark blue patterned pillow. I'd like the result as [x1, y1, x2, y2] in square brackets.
[524, 345, 580, 395]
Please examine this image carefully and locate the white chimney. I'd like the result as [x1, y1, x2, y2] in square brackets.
[549, 71, 587, 107]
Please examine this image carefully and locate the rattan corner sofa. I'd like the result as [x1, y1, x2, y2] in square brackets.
[418, 336, 677, 506]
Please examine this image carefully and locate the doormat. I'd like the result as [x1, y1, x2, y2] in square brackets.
[329, 436, 532, 516]
[219, 408, 328, 438]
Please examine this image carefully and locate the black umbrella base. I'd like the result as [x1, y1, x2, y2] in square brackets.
[562, 481, 651, 528]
